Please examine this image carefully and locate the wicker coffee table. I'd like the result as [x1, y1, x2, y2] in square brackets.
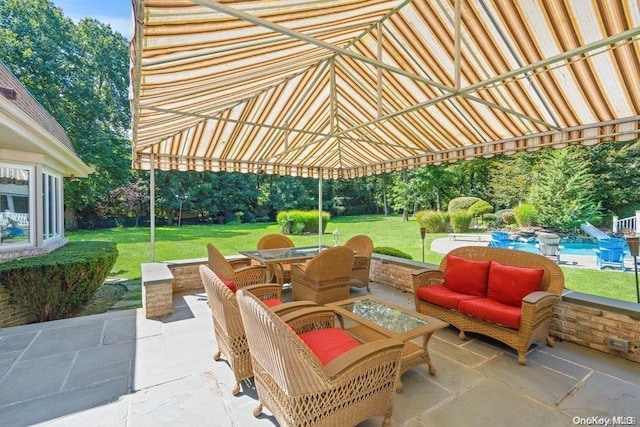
[327, 295, 448, 391]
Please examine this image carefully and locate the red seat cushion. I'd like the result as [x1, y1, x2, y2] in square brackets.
[458, 298, 522, 330]
[486, 262, 544, 307]
[299, 328, 361, 365]
[221, 279, 238, 293]
[443, 255, 491, 297]
[262, 298, 281, 308]
[416, 285, 481, 310]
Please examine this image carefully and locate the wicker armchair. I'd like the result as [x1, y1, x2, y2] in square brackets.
[291, 246, 354, 304]
[236, 289, 403, 427]
[207, 243, 267, 287]
[199, 265, 315, 395]
[257, 233, 295, 285]
[344, 235, 373, 291]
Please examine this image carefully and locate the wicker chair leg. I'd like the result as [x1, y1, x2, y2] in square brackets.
[517, 352, 527, 365]
[382, 416, 392, 427]
[252, 403, 263, 417]
[546, 336, 555, 347]
[213, 351, 221, 361]
[458, 330, 466, 340]
[232, 382, 240, 396]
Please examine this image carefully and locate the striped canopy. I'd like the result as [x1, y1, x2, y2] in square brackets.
[130, 0, 640, 179]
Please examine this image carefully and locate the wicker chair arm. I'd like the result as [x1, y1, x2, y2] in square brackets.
[521, 291, 559, 317]
[324, 338, 403, 379]
[290, 262, 307, 275]
[280, 306, 336, 333]
[522, 290, 559, 306]
[229, 257, 252, 269]
[242, 283, 282, 300]
[411, 269, 444, 291]
[271, 301, 318, 316]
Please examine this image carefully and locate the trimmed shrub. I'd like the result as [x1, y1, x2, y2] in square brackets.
[468, 200, 493, 217]
[450, 210, 473, 233]
[373, 246, 413, 260]
[447, 196, 480, 213]
[416, 210, 450, 233]
[0, 241, 118, 322]
[495, 209, 517, 226]
[482, 213, 499, 228]
[276, 210, 330, 235]
[513, 203, 537, 227]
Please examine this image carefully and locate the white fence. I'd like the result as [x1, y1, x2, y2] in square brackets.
[612, 210, 640, 234]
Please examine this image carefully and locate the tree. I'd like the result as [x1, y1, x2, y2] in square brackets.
[408, 166, 456, 211]
[528, 148, 600, 230]
[488, 152, 538, 209]
[0, 0, 131, 228]
[586, 140, 640, 218]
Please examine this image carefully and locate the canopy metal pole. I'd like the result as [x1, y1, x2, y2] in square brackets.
[150, 154, 156, 262]
[318, 174, 323, 248]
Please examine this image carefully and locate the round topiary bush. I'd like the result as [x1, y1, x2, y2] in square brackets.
[447, 196, 480, 213]
[0, 241, 118, 322]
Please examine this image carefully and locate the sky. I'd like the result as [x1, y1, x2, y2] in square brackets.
[50, 0, 132, 39]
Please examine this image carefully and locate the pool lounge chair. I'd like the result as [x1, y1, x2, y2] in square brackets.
[488, 231, 512, 249]
[594, 238, 627, 271]
[536, 233, 563, 262]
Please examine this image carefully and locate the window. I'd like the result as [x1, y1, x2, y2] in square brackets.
[0, 165, 33, 247]
[42, 171, 62, 241]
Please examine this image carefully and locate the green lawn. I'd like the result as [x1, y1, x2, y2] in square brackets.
[66, 214, 639, 303]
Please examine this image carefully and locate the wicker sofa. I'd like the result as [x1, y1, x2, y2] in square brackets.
[412, 246, 564, 365]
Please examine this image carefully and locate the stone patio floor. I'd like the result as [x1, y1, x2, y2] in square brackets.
[1, 283, 639, 426]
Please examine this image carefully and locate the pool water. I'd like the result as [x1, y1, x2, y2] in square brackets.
[510, 241, 606, 256]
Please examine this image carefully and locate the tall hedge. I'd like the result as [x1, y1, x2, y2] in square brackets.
[276, 210, 330, 234]
[415, 210, 450, 233]
[0, 241, 118, 322]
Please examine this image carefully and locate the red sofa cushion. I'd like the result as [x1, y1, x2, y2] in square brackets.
[221, 279, 238, 293]
[487, 261, 544, 307]
[299, 328, 361, 365]
[262, 298, 281, 308]
[416, 285, 481, 310]
[443, 254, 491, 297]
[458, 298, 522, 330]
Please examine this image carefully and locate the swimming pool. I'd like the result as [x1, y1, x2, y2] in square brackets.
[509, 241, 606, 256]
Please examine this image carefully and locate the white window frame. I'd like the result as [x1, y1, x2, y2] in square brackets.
[0, 162, 35, 249]
[42, 169, 63, 242]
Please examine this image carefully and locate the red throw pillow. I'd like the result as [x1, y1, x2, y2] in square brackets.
[486, 261, 544, 307]
[443, 254, 491, 297]
[221, 279, 238, 293]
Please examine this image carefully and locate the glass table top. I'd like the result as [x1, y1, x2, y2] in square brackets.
[240, 245, 329, 262]
[337, 298, 429, 334]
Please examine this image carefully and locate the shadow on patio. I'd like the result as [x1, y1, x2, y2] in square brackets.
[1, 283, 638, 426]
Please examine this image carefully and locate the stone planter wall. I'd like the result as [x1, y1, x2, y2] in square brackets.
[0, 286, 36, 328]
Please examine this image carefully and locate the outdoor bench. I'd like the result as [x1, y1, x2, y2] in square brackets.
[412, 246, 564, 365]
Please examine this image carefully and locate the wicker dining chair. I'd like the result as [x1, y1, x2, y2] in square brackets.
[256, 233, 295, 285]
[291, 246, 354, 304]
[207, 243, 267, 287]
[199, 265, 315, 395]
[236, 289, 403, 427]
[344, 235, 374, 291]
